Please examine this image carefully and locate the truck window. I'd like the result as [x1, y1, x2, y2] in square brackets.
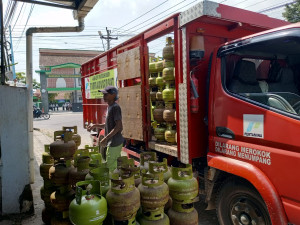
[221, 29, 300, 117]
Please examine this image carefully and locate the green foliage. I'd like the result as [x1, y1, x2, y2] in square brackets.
[64, 92, 71, 100]
[283, 0, 300, 23]
[48, 93, 58, 102]
[16, 72, 40, 89]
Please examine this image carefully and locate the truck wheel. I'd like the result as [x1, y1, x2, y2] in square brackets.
[216, 179, 271, 225]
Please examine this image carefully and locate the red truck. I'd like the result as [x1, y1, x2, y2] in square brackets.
[81, 1, 300, 224]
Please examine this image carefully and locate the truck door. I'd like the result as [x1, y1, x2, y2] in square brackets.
[116, 40, 148, 142]
[210, 27, 300, 224]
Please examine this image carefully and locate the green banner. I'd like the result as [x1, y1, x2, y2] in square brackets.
[46, 74, 81, 78]
[85, 69, 117, 99]
[47, 87, 81, 91]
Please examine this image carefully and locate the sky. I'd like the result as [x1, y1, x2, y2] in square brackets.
[3, 0, 292, 82]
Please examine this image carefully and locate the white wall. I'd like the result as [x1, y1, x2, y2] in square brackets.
[0, 85, 31, 214]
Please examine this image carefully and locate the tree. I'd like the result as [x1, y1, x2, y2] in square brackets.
[16, 72, 40, 89]
[48, 93, 58, 103]
[283, 0, 300, 23]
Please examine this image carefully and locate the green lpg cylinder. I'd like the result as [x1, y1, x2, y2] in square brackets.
[138, 173, 169, 209]
[50, 131, 76, 160]
[156, 73, 164, 88]
[40, 181, 56, 208]
[140, 152, 157, 172]
[120, 164, 141, 187]
[153, 101, 165, 123]
[167, 207, 198, 225]
[106, 174, 140, 221]
[162, 67, 175, 82]
[162, 83, 175, 103]
[49, 161, 73, 187]
[73, 148, 89, 167]
[149, 159, 171, 183]
[50, 186, 75, 212]
[88, 153, 105, 169]
[62, 126, 81, 149]
[114, 214, 138, 225]
[90, 167, 110, 196]
[167, 164, 198, 204]
[40, 145, 54, 180]
[150, 89, 157, 102]
[155, 60, 164, 73]
[149, 74, 157, 87]
[149, 59, 158, 74]
[154, 126, 166, 142]
[163, 37, 174, 61]
[113, 156, 131, 174]
[69, 181, 107, 225]
[139, 210, 170, 225]
[163, 60, 174, 68]
[69, 156, 90, 188]
[163, 103, 176, 123]
[156, 86, 164, 101]
[171, 201, 195, 213]
[164, 123, 176, 144]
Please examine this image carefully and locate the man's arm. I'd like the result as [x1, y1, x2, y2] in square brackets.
[100, 120, 122, 146]
[87, 123, 105, 131]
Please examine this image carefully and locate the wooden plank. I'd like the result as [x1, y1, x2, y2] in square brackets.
[117, 47, 141, 80]
[118, 85, 143, 141]
[148, 141, 178, 157]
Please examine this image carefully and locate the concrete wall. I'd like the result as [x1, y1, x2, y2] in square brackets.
[0, 85, 31, 214]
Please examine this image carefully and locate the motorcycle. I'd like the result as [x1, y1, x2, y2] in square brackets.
[33, 108, 50, 119]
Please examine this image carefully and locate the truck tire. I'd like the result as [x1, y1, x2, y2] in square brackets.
[216, 178, 271, 225]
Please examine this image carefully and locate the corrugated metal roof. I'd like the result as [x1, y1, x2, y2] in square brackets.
[15, 0, 99, 18]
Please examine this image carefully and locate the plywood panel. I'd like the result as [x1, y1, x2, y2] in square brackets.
[118, 85, 143, 140]
[117, 47, 141, 80]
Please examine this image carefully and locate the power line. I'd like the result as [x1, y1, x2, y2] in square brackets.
[130, 0, 197, 34]
[259, 0, 296, 13]
[12, 3, 25, 32]
[15, 4, 35, 50]
[234, 0, 251, 7]
[120, 0, 190, 34]
[114, 0, 169, 32]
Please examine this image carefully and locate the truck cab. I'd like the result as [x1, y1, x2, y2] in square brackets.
[209, 24, 300, 225]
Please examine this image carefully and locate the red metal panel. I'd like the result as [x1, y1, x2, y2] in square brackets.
[217, 3, 289, 29]
[144, 17, 176, 42]
[207, 152, 288, 225]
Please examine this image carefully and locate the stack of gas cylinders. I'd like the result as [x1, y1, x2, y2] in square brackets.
[150, 37, 177, 144]
[48, 129, 77, 224]
[40, 144, 55, 224]
[167, 164, 199, 225]
[40, 129, 199, 225]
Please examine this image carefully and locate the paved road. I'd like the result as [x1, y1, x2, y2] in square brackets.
[1, 111, 219, 225]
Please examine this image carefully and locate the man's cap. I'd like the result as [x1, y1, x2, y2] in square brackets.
[98, 86, 118, 94]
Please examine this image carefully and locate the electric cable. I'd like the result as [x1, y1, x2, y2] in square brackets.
[120, 0, 191, 34]
[115, 0, 169, 32]
[12, 3, 25, 32]
[15, 4, 35, 50]
[130, 0, 197, 34]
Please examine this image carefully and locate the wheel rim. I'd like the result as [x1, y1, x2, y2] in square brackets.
[229, 195, 269, 225]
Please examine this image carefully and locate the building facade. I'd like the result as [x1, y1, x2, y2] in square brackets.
[36, 48, 102, 113]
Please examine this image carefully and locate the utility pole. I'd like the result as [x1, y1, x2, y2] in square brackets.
[1, 0, 5, 85]
[98, 27, 118, 51]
